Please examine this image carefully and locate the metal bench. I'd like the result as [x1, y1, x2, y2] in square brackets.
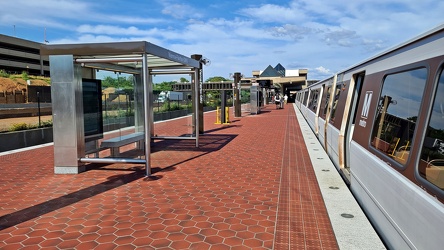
[100, 132, 144, 157]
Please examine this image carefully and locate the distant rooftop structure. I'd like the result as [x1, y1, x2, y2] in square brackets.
[251, 63, 307, 78]
[244, 63, 308, 92]
[274, 63, 285, 76]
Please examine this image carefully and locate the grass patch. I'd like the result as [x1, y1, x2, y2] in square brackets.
[0, 68, 51, 84]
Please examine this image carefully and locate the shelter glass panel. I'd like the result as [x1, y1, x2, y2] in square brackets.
[89, 71, 146, 159]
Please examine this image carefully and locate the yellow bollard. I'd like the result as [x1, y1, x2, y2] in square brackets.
[224, 107, 230, 124]
[215, 106, 221, 124]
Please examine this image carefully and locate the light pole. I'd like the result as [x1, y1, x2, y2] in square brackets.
[37, 91, 41, 127]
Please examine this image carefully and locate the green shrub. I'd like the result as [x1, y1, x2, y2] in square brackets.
[9, 120, 53, 132]
[169, 102, 183, 111]
[10, 123, 30, 131]
[41, 120, 53, 128]
[21, 71, 29, 80]
[117, 110, 134, 117]
[0, 69, 9, 78]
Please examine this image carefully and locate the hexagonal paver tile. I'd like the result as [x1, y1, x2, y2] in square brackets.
[204, 235, 224, 245]
[223, 236, 243, 246]
[150, 238, 172, 248]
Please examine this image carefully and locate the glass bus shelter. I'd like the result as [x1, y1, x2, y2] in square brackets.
[41, 41, 202, 176]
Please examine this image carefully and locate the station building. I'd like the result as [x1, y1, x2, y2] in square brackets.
[0, 34, 49, 76]
[242, 63, 317, 102]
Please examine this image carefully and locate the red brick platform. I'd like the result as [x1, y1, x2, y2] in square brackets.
[0, 104, 338, 249]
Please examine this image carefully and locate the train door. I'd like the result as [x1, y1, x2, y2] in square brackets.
[343, 73, 365, 178]
[315, 86, 324, 135]
[324, 75, 338, 151]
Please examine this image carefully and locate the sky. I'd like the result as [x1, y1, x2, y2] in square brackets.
[0, 0, 443, 83]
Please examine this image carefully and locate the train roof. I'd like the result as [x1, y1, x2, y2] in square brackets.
[311, 22, 444, 86]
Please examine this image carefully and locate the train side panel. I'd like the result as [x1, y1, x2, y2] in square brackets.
[350, 141, 444, 249]
[347, 33, 444, 248]
[317, 118, 326, 149]
[326, 124, 340, 169]
[305, 109, 317, 133]
[301, 90, 309, 118]
[296, 24, 444, 248]
[306, 86, 324, 135]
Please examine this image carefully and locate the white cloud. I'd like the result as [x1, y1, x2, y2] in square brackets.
[95, 15, 166, 25]
[323, 29, 358, 47]
[159, 1, 203, 20]
[0, 0, 92, 22]
[52, 34, 164, 46]
[240, 3, 308, 23]
[76, 25, 159, 36]
[315, 66, 331, 75]
[268, 24, 319, 41]
[361, 38, 386, 52]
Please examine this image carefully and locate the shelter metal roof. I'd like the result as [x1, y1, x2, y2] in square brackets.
[41, 41, 200, 74]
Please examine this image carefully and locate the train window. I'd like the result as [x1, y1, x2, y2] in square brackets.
[370, 68, 427, 166]
[303, 91, 309, 106]
[419, 70, 444, 190]
[308, 89, 319, 112]
[322, 86, 331, 117]
[307, 91, 313, 108]
[330, 83, 342, 121]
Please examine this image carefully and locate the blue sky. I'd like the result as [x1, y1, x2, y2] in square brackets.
[0, 0, 443, 82]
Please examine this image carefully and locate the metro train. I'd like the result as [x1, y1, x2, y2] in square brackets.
[295, 24, 444, 249]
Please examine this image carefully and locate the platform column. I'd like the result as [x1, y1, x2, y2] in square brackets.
[234, 72, 242, 117]
[220, 90, 227, 123]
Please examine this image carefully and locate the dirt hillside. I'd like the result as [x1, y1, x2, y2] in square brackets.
[0, 77, 50, 92]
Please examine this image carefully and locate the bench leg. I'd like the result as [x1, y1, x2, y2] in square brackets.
[110, 147, 120, 157]
[136, 140, 144, 150]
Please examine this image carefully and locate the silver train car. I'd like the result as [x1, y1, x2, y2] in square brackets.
[295, 24, 444, 249]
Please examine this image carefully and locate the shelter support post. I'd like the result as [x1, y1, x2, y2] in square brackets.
[192, 68, 200, 147]
[191, 54, 203, 137]
[50, 55, 86, 174]
[142, 54, 152, 176]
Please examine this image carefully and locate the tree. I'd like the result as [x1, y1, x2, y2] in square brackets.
[180, 77, 189, 83]
[153, 81, 176, 91]
[202, 76, 229, 107]
[206, 76, 229, 82]
[102, 75, 133, 89]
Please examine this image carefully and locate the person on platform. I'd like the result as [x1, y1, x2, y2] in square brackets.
[284, 94, 288, 105]
[275, 93, 281, 109]
[279, 94, 284, 109]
